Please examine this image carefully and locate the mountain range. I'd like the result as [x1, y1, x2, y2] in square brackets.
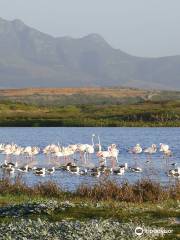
[0, 17, 180, 89]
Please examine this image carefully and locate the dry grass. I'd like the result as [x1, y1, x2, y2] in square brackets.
[0, 176, 179, 203]
[76, 179, 180, 203]
[0, 87, 148, 98]
[0, 175, 63, 198]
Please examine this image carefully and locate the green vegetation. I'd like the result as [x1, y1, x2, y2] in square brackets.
[0, 177, 179, 239]
[0, 87, 179, 126]
[0, 99, 180, 126]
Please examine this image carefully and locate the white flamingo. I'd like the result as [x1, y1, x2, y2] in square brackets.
[96, 136, 112, 165]
[129, 144, 142, 167]
[0, 143, 5, 152]
[108, 144, 119, 161]
[2, 144, 15, 160]
[144, 144, 157, 154]
[23, 146, 40, 159]
[54, 146, 75, 163]
[159, 143, 169, 152]
[77, 134, 95, 164]
[84, 134, 96, 163]
[129, 144, 142, 154]
[77, 144, 87, 162]
[159, 143, 172, 158]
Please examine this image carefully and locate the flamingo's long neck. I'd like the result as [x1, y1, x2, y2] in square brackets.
[98, 136, 102, 151]
[92, 135, 95, 147]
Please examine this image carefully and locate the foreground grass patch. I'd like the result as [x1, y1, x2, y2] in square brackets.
[0, 198, 179, 239]
[0, 177, 179, 239]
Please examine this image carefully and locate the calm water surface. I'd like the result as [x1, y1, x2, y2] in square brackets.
[0, 127, 179, 190]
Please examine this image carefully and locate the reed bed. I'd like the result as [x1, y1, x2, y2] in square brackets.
[0, 175, 63, 198]
[0, 176, 179, 203]
[76, 179, 180, 203]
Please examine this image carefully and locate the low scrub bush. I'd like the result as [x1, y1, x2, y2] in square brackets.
[75, 179, 180, 203]
[0, 176, 179, 203]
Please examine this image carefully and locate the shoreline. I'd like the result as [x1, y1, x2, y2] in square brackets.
[0, 178, 179, 239]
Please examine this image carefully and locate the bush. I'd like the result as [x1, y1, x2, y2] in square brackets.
[0, 176, 179, 203]
[75, 179, 180, 203]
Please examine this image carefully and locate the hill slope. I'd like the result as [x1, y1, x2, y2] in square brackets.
[0, 18, 180, 89]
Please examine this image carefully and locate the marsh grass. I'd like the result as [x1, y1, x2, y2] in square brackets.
[76, 179, 180, 203]
[0, 175, 64, 198]
[0, 176, 179, 203]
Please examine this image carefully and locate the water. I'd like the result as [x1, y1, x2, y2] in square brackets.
[0, 127, 179, 191]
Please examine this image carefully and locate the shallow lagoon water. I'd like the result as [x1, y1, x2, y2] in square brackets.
[0, 127, 179, 191]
